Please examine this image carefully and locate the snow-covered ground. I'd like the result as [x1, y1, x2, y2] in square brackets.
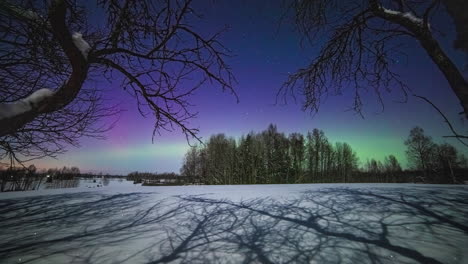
[0, 182, 467, 264]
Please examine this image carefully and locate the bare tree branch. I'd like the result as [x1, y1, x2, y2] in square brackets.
[282, 0, 468, 120]
[0, 0, 235, 162]
[413, 94, 468, 147]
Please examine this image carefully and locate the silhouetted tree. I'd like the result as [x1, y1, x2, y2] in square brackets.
[458, 154, 468, 169]
[305, 129, 330, 182]
[334, 142, 359, 182]
[442, 0, 468, 53]
[289, 133, 305, 183]
[434, 143, 459, 183]
[181, 147, 199, 179]
[0, 0, 235, 164]
[181, 125, 365, 185]
[261, 124, 290, 184]
[366, 159, 382, 174]
[404, 126, 468, 183]
[382, 154, 402, 182]
[181, 125, 468, 184]
[405, 127, 435, 181]
[203, 134, 237, 184]
[238, 133, 263, 184]
[384, 155, 402, 173]
[282, 0, 468, 119]
[70, 166, 80, 177]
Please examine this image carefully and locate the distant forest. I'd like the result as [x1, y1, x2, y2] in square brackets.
[0, 166, 120, 192]
[181, 124, 468, 184]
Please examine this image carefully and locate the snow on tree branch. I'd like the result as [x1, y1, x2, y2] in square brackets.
[1, 0, 235, 162]
[25, 88, 55, 106]
[0, 89, 54, 119]
[381, 7, 423, 27]
[72, 32, 90, 59]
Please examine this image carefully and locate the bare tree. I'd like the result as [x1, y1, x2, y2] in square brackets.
[434, 143, 458, 183]
[0, 0, 235, 163]
[180, 146, 198, 178]
[281, 0, 468, 118]
[405, 126, 435, 181]
[384, 154, 402, 173]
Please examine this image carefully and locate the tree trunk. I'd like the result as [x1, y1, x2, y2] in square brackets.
[416, 32, 468, 118]
[0, 0, 89, 137]
[370, 2, 468, 119]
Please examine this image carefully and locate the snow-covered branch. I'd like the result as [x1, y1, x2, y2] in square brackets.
[0, 89, 55, 119]
[0, 0, 90, 137]
[380, 7, 423, 27]
[72, 32, 91, 59]
[1, 0, 235, 161]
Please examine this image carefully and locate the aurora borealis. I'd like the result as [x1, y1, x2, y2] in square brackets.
[32, 0, 467, 174]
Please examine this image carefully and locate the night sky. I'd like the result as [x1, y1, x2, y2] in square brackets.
[33, 1, 468, 174]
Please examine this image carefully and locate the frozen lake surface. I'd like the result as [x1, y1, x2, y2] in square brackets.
[0, 182, 467, 263]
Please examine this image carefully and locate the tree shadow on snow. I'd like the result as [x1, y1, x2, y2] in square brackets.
[179, 187, 468, 264]
[0, 187, 467, 263]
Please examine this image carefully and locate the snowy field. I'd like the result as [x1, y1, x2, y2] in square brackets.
[0, 182, 467, 264]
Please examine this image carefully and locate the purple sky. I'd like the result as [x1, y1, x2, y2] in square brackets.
[32, 1, 468, 174]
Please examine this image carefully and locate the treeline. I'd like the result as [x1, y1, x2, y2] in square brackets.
[126, 171, 195, 185]
[0, 165, 129, 192]
[0, 165, 81, 192]
[182, 124, 361, 184]
[127, 171, 179, 182]
[43, 166, 81, 189]
[0, 165, 43, 192]
[0, 166, 126, 192]
[404, 127, 468, 183]
[181, 124, 468, 185]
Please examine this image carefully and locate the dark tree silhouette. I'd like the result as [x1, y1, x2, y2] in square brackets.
[281, 0, 468, 118]
[182, 125, 468, 184]
[442, 0, 468, 52]
[404, 126, 466, 183]
[383, 154, 402, 179]
[405, 127, 435, 179]
[181, 124, 363, 184]
[0, 0, 235, 163]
